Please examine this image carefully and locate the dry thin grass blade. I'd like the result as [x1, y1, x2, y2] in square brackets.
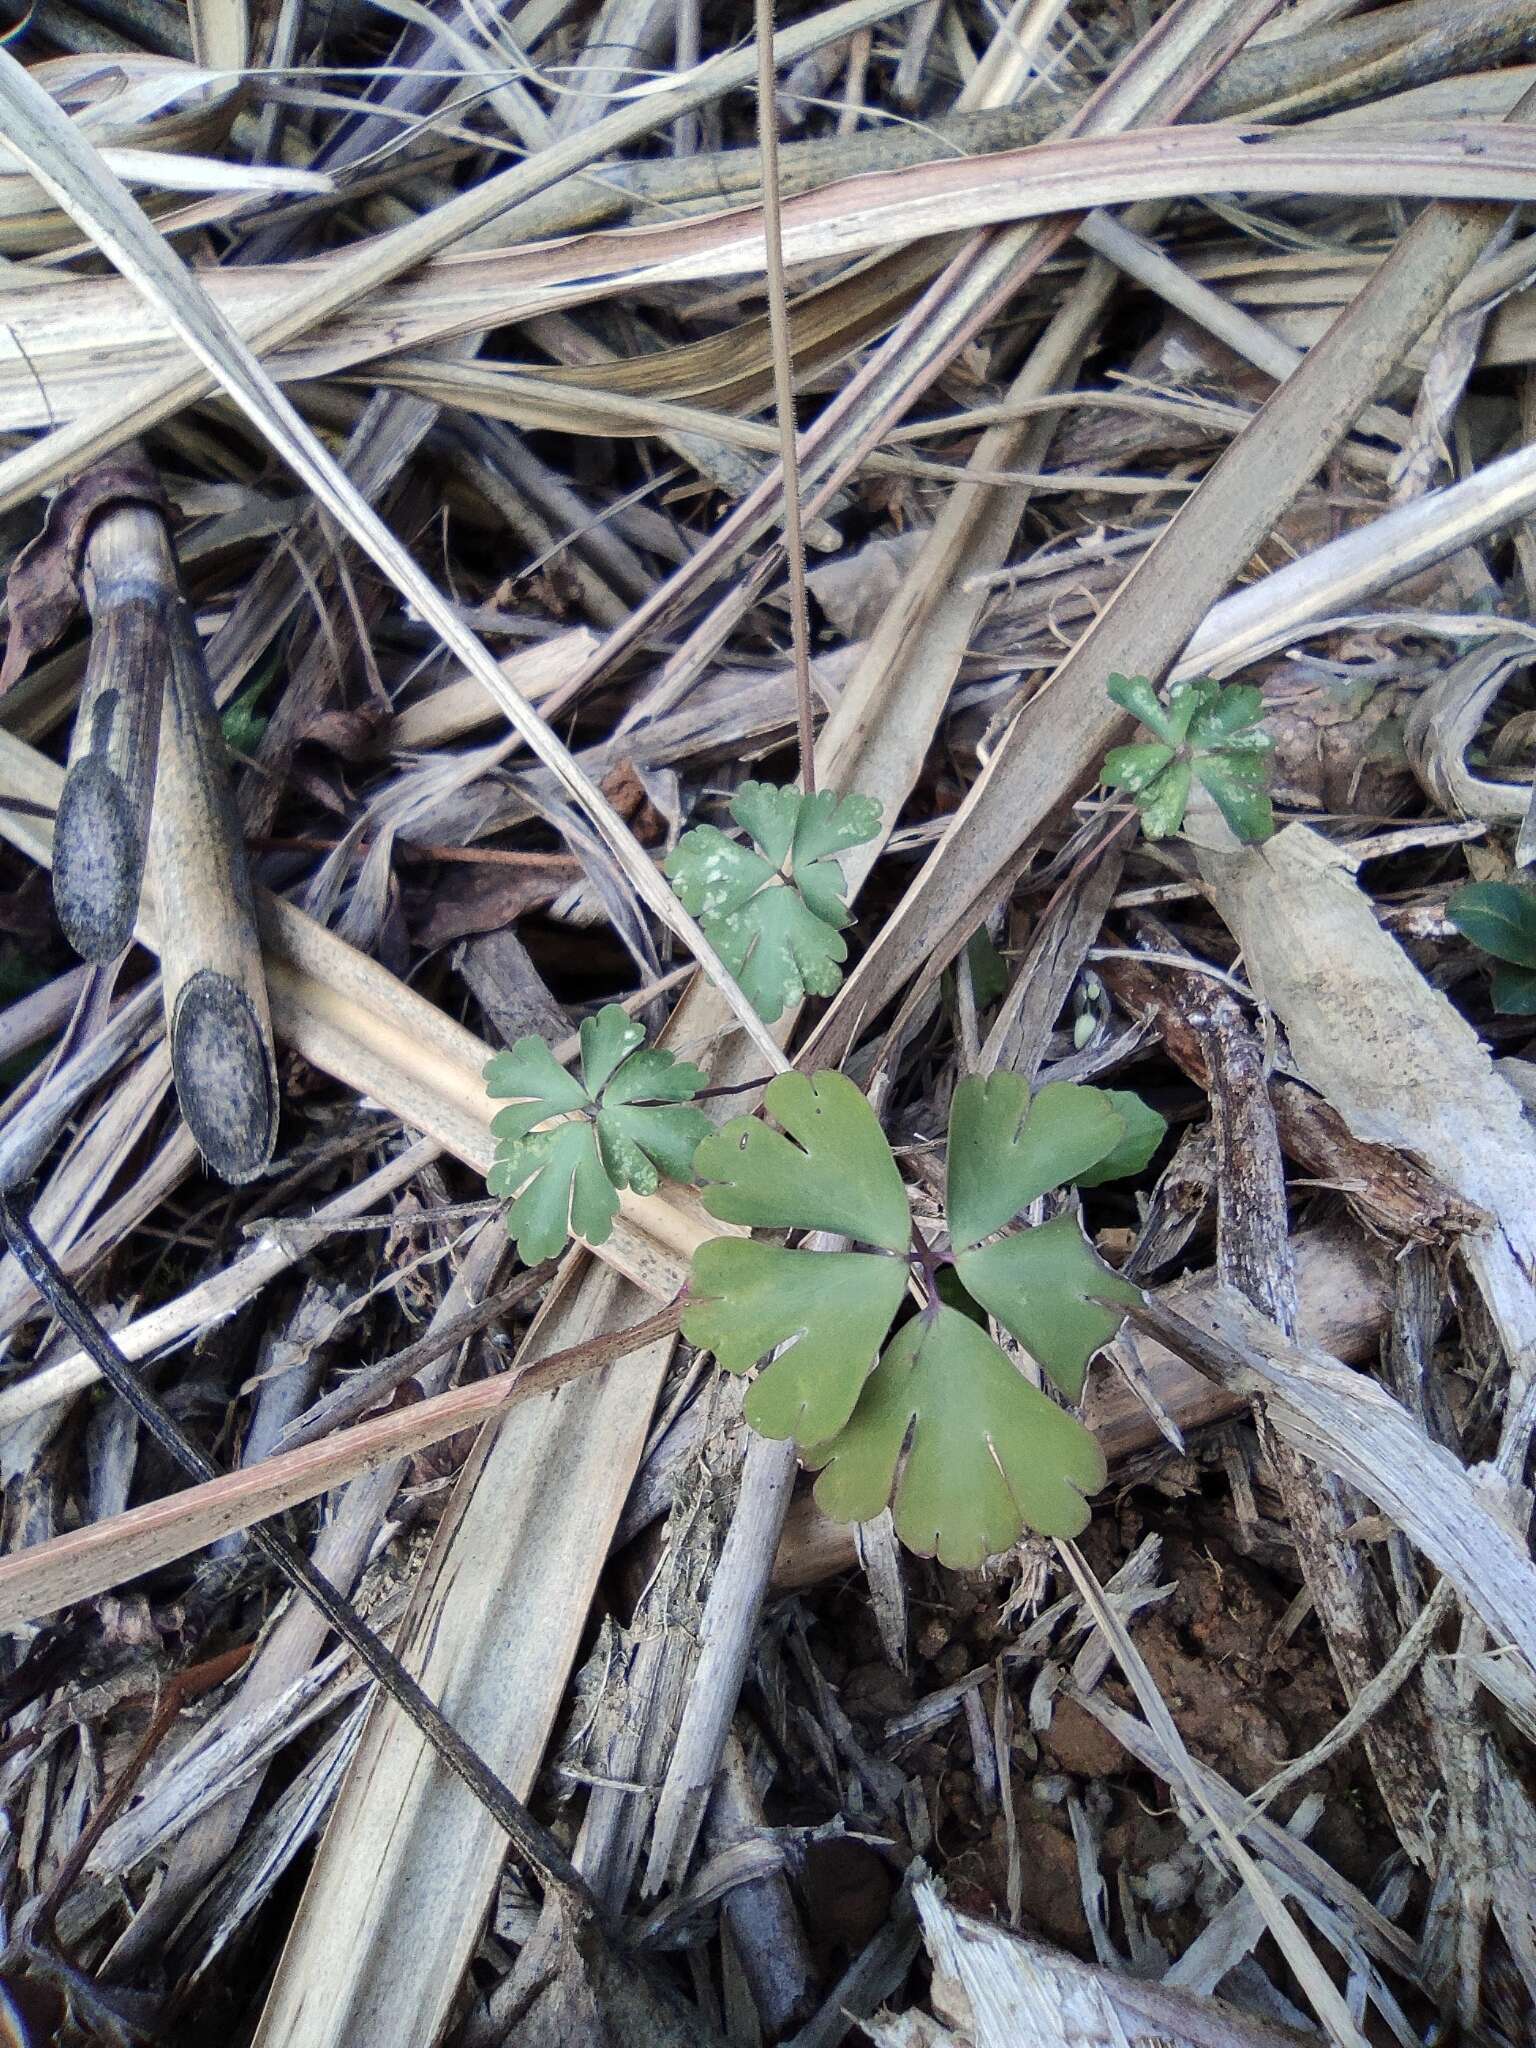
[18, 117, 1536, 430]
[1058, 1542, 1369, 2048]
[186, 0, 248, 75]
[0, 0, 922, 516]
[0, 44, 785, 1071]
[1121, 1287, 1536, 1677]
[0, 1302, 683, 1635]
[0, 56, 242, 254]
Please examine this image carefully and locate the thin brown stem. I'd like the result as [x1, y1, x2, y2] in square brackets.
[754, 0, 817, 794]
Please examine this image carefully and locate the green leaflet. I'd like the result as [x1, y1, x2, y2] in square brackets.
[1103, 674, 1274, 843]
[483, 1005, 709, 1263]
[666, 781, 881, 1022]
[1446, 882, 1536, 1014]
[693, 1070, 909, 1251]
[487, 1121, 617, 1266]
[807, 1307, 1107, 1569]
[954, 1209, 1141, 1402]
[947, 1075, 1125, 1250]
[683, 1237, 908, 1443]
[1447, 881, 1536, 968]
[1074, 1089, 1168, 1188]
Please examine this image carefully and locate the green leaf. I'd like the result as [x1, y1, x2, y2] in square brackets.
[807, 1306, 1107, 1568]
[708, 880, 851, 1021]
[728, 781, 802, 870]
[666, 783, 881, 1022]
[963, 929, 1010, 1009]
[1448, 881, 1536, 968]
[1102, 741, 1175, 795]
[1491, 961, 1536, 1014]
[947, 1076, 1125, 1252]
[683, 1237, 908, 1443]
[488, 1121, 618, 1264]
[1186, 680, 1265, 744]
[955, 1209, 1140, 1400]
[1137, 757, 1192, 840]
[1161, 676, 1221, 744]
[1106, 673, 1175, 743]
[1074, 1090, 1167, 1186]
[485, 1037, 590, 1138]
[578, 1004, 645, 1095]
[694, 1070, 910, 1251]
[484, 1007, 708, 1251]
[595, 1039, 712, 1192]
[1194, 752, 1274, 844]
[784, 786, 884, 867]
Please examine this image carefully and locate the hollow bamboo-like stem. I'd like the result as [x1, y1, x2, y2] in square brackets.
[54, 502, 173, 961]
[146, 593, 278, 1183]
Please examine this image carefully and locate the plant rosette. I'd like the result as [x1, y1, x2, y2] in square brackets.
[681, 1070, 1164, 1568]
[484, 1006, 710, 1264]
[665, 781, 881, 1022]
[1102, 673, 1275, 843]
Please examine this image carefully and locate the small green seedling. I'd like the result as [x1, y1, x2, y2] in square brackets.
[666, 782, 881, 1022]
[683, 1070, 1164, 1569]
[1447, 880, 1536, 1014]
[484, 1006, 710, 1264]
[1102, 674, 1275, 843]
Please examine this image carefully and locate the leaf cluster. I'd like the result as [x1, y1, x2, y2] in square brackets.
[483, 1006, 710, 1264]
[1447, 880, 1536, 1014]
[682, 1071, 1163, 1568]
[665, 782, 881, 1022]
[1102, 674, 1275, 843]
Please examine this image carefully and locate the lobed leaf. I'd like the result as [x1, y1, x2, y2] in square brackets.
[1074, 1090, 1167, 1187]
[1137, 756, 1192, 840]
[1101, 741, 1175, 795]
[666, 782, 881, 1021]
[947, 1076, 1125, 1252]
[807, 1306, 1107, 1569]
[708, 879, 850, 1022]
[1194, 751, 1273, 844]
[484, 1006, 708, 1254]
[487, 1121, 619, 1264]
[578, 1003, 646, 1096]
[683, 1237, 908, 1444]
[1185, 679, 1265, 744]
[1447, 881, 1536, 968]
[694, 1070, 910, 1251]
[1106, 673, 1175, 743]
[484, 1036, 589, 1133]
[954, 1209, 1140, 1401]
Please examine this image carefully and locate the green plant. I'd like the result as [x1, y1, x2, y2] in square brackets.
[1447, 880, 1536, 1014]
[483, 1007, 710, 1263]
[665, 782, 881, 1023]
[1102, 674, 1275, 843]
[682, 1070, 1163, 1568]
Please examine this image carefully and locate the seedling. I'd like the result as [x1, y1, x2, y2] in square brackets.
[666, 781, 881, 1022]
[1447, 880, 1536, 1014]
[484, 1007, 710, 1264]
[1102, 674, 1275, 842]
[683, 1070, 1164, 1568]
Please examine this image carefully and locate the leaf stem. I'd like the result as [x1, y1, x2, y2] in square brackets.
[908, 1220, 945, 1312]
